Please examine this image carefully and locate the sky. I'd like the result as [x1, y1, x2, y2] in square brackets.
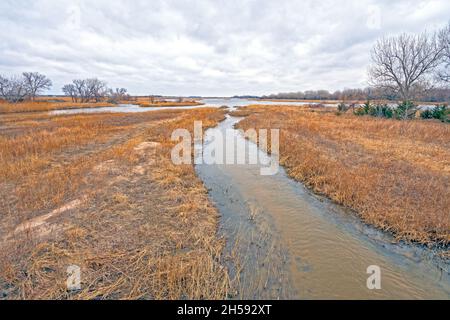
[0, 0, 449, 96]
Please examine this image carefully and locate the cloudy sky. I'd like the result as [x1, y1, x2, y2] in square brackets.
[0, 0, 449, 96]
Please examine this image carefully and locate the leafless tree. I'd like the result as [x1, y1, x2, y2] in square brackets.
[369, 32, 445, 103]
[0, 76, 8, 99]
[85, 78, 107, 102]
[107, 87, 129, 103]
[62, 84, 77, 102]
[63, 78, 112, 103]
[0, 75, 28, 103]
[22, 72, 52, 101]
[438, 22, 450, 83]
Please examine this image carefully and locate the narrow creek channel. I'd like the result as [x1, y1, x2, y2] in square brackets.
[195, 113, 450, 299]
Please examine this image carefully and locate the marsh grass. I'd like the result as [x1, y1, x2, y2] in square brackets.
[236, 105, 450, 247]
[0, 98, 114, 114]
[0, 108, 231, 299]
[121, 96, 204, 108]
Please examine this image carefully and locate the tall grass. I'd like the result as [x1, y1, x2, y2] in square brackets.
[124, 97, 204, 108]
[0, 98, 114, 114]
[0, 108, 230, 299]
[236, 105, 450, 246]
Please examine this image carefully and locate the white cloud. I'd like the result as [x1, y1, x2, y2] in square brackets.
[0, 0, 449, 96]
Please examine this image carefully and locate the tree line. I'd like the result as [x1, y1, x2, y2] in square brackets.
[0, 72, 129, 104]
[262, 87, 450, 102]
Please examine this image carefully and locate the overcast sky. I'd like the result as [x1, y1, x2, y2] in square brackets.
[0, 0, 449, 96]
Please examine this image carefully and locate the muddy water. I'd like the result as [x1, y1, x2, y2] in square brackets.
[195, 114, 450, 299]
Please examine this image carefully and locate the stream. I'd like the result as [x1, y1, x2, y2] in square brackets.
[195, 113, 450, 299]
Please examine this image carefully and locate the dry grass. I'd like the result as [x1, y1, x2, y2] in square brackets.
[235, 105, 450, 247]
[138, 101, 204, 108]
[0, 96, 204, 114]
[257, 98, 341, 104]
[0, 108, 229, 299]
[122, 97, 204, 108]
[0, 98, 114, 114]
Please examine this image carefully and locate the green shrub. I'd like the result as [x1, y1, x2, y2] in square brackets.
[372, 104, 393, 118]
[394, 101, 417, 120]
[354, 107, 366, 116]
[421, 105, 449, 122]
[354, 101, 371, 116]
[420, 109, 433, 119]
[353, 100, 448, 122]
[354, 101, 393, 118]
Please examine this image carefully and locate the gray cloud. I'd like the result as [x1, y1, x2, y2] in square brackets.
[1, 0, 449, 96]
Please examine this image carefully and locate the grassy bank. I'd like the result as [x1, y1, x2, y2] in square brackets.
[0, 108, 229, 299]
[138, 101, 204, 108]
[0, 96, 204, 114]
[121, 97, 204, 108]
[0, 98, 115, 114]
[234, 105, 450, 248]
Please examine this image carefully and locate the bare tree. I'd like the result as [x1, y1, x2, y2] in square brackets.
[72, 79, 86, 102]
[0, 75, 28, 103]
[62, 84, 77, 102]
[22, 72, 52, 101]
[0, 75, 8, 100]
[63, 78, 111, 103]
[85, 78, 107, 102]
[369, 32, 445, 104]
[438, 22, 450, 83]
[107, 88, 129, 103]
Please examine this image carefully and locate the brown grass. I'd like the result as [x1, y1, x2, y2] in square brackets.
[0, 96, 204, 114]
[138, 101, 204, 108]
[0, 98, 114, 114]
[235, 105, 450, 247]
[0, 108, 230, 299]
[121, 96, 204, 108]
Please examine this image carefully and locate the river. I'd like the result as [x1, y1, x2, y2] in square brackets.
[195, 112, 450, 299]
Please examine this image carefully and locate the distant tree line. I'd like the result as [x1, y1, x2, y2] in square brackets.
[263, 88, 388, 101]
[262, 87, 450, 103]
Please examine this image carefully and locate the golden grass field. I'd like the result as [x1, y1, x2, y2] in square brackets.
[0, 108, 230, 299]
[0, 99, 114, 114]
[1, 101, 448, 299]
[0, 97, 204, 114]
[234, 105, 450, 248]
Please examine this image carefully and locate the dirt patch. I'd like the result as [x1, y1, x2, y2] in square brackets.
[8, 197, 86, 239]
